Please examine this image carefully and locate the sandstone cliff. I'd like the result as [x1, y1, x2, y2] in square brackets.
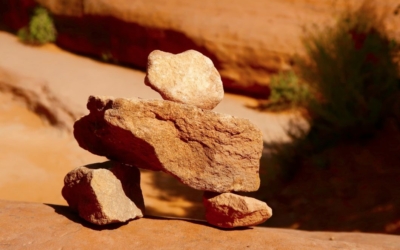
[2, 0, 400, 98]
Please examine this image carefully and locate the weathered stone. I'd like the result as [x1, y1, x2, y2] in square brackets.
[74, 95, 263, 193]
[62, 161, 144, 225]
[145, 50, 224, 110]
[203, 192, 272, 228]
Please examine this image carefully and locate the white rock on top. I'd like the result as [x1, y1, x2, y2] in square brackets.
[144, 50, 224, 110]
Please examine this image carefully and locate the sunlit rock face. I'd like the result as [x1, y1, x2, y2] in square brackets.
[74, 95, 263, 193]
[9, 0, 399, 98]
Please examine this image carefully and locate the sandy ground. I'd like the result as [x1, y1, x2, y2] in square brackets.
[3, 200, 400, 250]
[0, 31, 305, 218]
[0, 92, 103, 204]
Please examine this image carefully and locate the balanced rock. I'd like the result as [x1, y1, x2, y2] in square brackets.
[62, 161, 144, 225]
[74, 95, 263, 193]
[145, 50, 224, 110]
[203, 192, 272, 228]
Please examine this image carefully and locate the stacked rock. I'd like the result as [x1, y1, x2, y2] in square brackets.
[62, 49, 272, 228]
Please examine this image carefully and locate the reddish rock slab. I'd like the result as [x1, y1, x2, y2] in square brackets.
[1, 200, 399, 250]
[74, 95, 263, 193]
[145, 50, 224, 110]
[62, 161, 144, 225]
[203, 192, 272, 228]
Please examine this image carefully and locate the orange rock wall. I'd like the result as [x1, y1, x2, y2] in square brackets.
[2, 0, 400, 98]
[0, 0, 36, 30]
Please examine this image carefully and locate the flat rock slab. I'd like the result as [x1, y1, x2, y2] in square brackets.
[145, 50, 224, 110]
[203, 192, 272, 228]
[62, 161, 144, 225]
[1, 200, 399, 250]
[74, 95, 263, 193]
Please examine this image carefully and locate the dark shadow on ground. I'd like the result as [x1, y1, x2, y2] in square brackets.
[45, 203, 130, 231]
[45, 203, 248, 231]
[143, 170, 205, 219]
[251, 119, 400, 235]
[143, 139, 295, 221]
[143, 214, 252, 231]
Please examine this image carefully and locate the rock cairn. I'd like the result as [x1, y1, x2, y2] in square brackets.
[62, 49, 272, 228]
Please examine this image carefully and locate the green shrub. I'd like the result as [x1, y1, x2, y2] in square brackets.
[263, 2, 400, 179]
[18, 7, 56, 45]
[101, 51, 118, 64]
[257, 71, 311, 111]
[296, 2, 400, 146]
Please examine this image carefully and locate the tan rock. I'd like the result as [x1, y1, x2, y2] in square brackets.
[203, 192, 272, 228]
[62, 161, 144, 225]
[74, 95, 263, 193]
[145, 50, 224, 110]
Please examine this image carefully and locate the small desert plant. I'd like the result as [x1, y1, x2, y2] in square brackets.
[101, 51, 118, 64]
[296, 2, 400, 147]
[18, 6, 56, 45]
[258, 70, 311, 111]
[263, 2, 400, 179]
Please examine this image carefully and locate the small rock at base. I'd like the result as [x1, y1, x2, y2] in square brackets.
[62, 161, 144, 225]
[145, 50, 224, 110]
[203, 192, 272, 228]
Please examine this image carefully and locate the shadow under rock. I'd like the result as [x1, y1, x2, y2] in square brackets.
[45, 203, 251, 231]
[44, 203, 129, 231]
[0, 23, 13, 33]
[144, 170, 205, 219]
[144, 214, 253, 231]
[250, 118, 400, 233]
[146, 139, 301, 221]
[236, 139, 307, 229]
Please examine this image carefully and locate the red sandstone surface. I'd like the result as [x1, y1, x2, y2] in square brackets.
[1, 200, 400, 250]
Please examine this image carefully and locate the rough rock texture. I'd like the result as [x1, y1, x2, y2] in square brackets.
[0, 30, 307, 222]
[74, 95, 263, 193]
[5, 0, 400, 98]
[62, 161, 144, 225]
[1, 200, 400, 250]
[0, 67, 80, 131]
[203, 192, 272, 228]
[36, 0, 82, 16]
[145, 50, 224, 110]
